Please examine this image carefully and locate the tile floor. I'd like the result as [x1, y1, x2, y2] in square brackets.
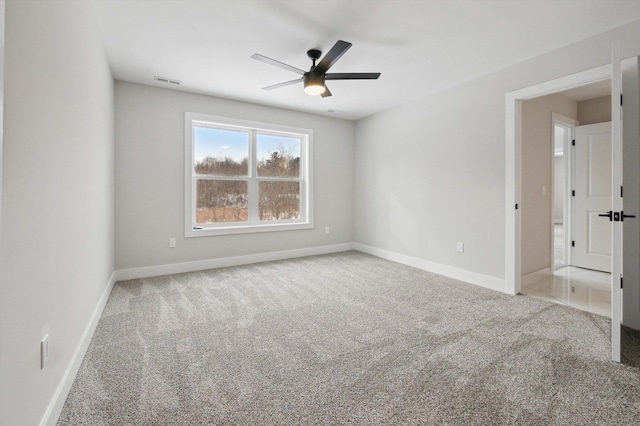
[521, 266, 611, 317]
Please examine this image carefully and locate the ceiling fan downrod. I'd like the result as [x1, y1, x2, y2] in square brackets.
[307, 49, 322, 69]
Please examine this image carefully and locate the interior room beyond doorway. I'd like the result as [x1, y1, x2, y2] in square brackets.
[520, 79, 612, 317]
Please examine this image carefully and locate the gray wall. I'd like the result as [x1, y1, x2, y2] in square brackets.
[0, 1, 114, 425]
[354, 77, 506, 279]
[115, 82, 355, 270]
[578, 95, 612, 125]
[354, 19, 640, 283]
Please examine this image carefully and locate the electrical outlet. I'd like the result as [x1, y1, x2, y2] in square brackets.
[41, 335, 49, 369]
[325, 227, 330, 235]
[457, 242, 464, 253]
[169, 238, 176, 248]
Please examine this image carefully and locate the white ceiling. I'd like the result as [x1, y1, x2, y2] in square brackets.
[91, 0, 640, 121]
[559, 79, 612, 101]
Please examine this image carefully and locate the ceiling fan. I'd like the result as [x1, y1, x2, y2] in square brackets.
[251, 40, 381, 97]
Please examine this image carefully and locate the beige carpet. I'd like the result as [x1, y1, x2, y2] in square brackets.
[58, 251, 639, 425]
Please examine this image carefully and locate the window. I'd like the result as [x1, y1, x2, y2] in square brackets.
[185, 112, 313, 237]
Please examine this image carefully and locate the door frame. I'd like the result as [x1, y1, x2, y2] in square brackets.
[505, 64, 610, 296]
[551, 113, 578, 271]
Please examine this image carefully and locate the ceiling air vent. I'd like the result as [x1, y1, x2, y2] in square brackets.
[154, 76, 182, 85]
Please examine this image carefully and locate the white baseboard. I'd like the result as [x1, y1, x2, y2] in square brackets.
[41, 271, 117, 426]
[352, 243, 506, 293]
[520, 267, 553, 287]
[115, 243, 506, 295]
[115, 243, 509, 296]
[115, 243, 355, 281]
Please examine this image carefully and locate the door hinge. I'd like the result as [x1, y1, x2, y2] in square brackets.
[515, 203, 518, 210]
[571, 240, 575, 247]
[572, 139, 575, 146]
[572, 190, 575, 197]
[621, 186, 623, 197]
[621, 94, 623, 106]
[621, 277, 623, 289]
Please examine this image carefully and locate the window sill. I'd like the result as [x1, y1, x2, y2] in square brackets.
[185, 221, 313, 238]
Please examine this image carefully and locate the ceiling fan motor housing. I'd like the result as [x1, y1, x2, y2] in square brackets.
[303, 72, 325, 87]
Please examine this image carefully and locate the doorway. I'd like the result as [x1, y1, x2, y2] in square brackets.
[517, 88, 612, 317]
[506, 53, 639, 365]
[552, 115, 577, 271]
[505, 63, 612, 295]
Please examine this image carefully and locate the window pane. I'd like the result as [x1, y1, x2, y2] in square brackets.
[257, 134, 301, 177]
[194, 127, 249, 176]
[259, 181, 300, 221]
[196, 180, 248, 223]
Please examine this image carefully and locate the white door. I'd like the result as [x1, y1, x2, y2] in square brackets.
[573, 121, 612, 273]
[622, 57, 640, 331]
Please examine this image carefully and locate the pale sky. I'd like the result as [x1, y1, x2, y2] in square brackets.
[194, 126, 300, 163]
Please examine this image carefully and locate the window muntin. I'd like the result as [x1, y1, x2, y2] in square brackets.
[185, 113, 312, 237]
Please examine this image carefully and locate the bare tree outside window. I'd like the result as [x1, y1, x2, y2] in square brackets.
[256, 136, 301, 220]
[195, 156, 248, 176]
[259, 181, 300, 220]
[196, 179, 248, 223]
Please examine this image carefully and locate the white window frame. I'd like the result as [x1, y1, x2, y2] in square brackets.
[185, 112, 313, 237]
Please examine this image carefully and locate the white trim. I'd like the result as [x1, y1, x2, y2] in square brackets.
[505, 64, 610, 296]
[115, 243, 353, 281]
[611, 40, 622, 363]
[353, 243, 506, 293]
[551, 113, 578, 271]
[551, 113, 579, 128]
[40, 271, 117, 426]
[116, 243, 506, 293]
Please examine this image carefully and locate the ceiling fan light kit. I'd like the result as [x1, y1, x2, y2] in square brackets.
[303, 73, 326, 95]
[251, 40, 380, 98]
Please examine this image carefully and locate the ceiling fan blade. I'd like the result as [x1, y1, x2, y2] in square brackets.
[251, 53, 306, 75]
[321, 85, 332, 98]
[314, 40, 352, 75]
[262, 78, 303, 91]
[325, 72, 381, 80]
